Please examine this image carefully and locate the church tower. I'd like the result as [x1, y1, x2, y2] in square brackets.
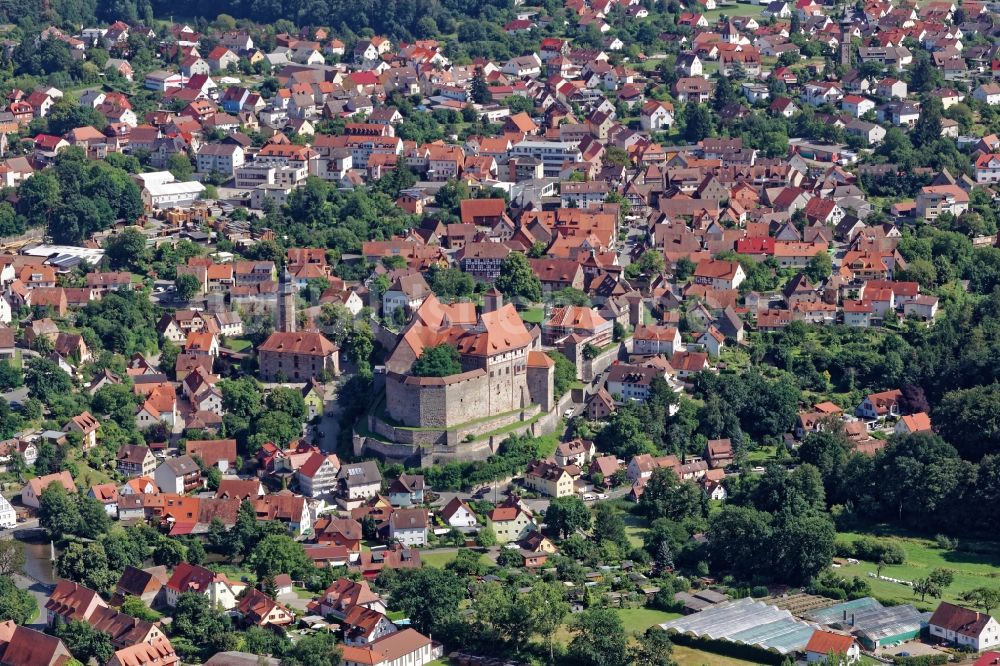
[278, 266, 297, 333]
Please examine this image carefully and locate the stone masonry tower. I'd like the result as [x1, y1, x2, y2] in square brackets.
[277, 266, 297, 333]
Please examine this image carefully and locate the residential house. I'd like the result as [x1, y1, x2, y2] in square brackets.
[237, 589, 294, 628]
[856, 388, 903, 420]
[805, 630, 860, 664]
[694, 259, 746, 290]
[62, 411, 100, 450]
[388, 474, 425, 507]
[705, 439, 734, 468]
[164, 563, 246, 610]
[338, 461, 383, 501]
[388, 508, 429, 547]
[555, 439, 596, 468]
[298, 451, 342, 497]
[439, 497, 477, 528]
[487, 504, 535, 543]
[524, 460, 575, 498]
[632, 324, 682, 356]
[22, 471, 75, 509]
[929, 602, 1000, 651]
[153, 456, 202, 494]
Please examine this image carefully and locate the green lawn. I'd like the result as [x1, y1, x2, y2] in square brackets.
[615, 607, 682, 633]
[421, 550, 459, 568]
[704, 2, 765, 20]
[225, 338, 253, 352]
[521, 307, 545, 324]
[28, 597, 40, 624]
[72, 461, 113, 487]
[624, 514, 650, 548]
[535, 432, 562, 458]
[834, 529, 1000, 610]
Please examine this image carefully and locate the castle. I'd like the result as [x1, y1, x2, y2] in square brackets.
[362, 289, 557, 462]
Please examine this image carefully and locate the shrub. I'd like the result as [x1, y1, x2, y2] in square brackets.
[843, 537, 906, 565]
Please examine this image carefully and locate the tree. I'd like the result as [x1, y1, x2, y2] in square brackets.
[39, 484, 80, 541]
[909, 54, 942, 93]
[471, 68, 492, 104]
[546, 496, 592, 539]
[174, 273, 201, 302]
[475, 527, 496, 547]
[929, 568, 954, 589]
[76, 495, 113, 539]
[0, 577, 36, 624]
[595, 407, 657, 459]
[319, 303, 353, 345]
[411, 344, 462, 377]
[346, 322, 375, 372]
[631, 627, 677, 666]
[936, 384, 1000, 461]
[496, 548, 523, 568]
[53, 619, 114, 665]
[172, 592, 232, 646]
[248, 535, 312, 580]
[120, 596, 160, 622]
[152, 538, 187, 566]
[267, 386, 307, 421]
[636, 249, 666, 277]
[804, 252, 832, 283]
[24, 357, 73, 403]
[104, 229, 148, 271]
[167, 152, 194, 181]
[0, 539, 25, 578]
[548, 350, 577, 397]
[772, 514, 836, 584]
[387, 568, 466, 636]
[675, 256, 697, 281]
[281, 632, 342, 666]
[568, 607, 631, 666]
[494, 253, 542, 304]
[0, 361, 22, 392]
[528, 582, 570, 663]
[962, 587, 1000, 615]
[912, 97, 943, 149]
[682, 103, 713, 142]
[913, 577, 941, 602]
[56, 542, 116, 593]
[220, 377, 262, 419]
[592, 503, 629, 551]
[708, 506, 773, 580]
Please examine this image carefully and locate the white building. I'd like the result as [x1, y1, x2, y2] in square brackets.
[134, 171, 206, 209]
[0, 495, 16, 528]
[196, 143, 245, 176]
[929, 602, 1000, 651]
[388, 508, 428, 546]
[509, 140, 583, 177]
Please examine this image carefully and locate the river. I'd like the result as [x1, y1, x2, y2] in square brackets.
[15, 532, 56, 584]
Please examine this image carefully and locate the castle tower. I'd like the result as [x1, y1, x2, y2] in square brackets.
[483, 288, 503, 314]
[277, 266, 297, 333]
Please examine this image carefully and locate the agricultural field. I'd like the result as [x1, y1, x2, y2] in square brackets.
[834, 529, 1000, 610]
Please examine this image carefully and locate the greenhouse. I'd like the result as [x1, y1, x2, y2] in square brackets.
[805, 598, 930, 650]
[661, 597, 822, 655]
